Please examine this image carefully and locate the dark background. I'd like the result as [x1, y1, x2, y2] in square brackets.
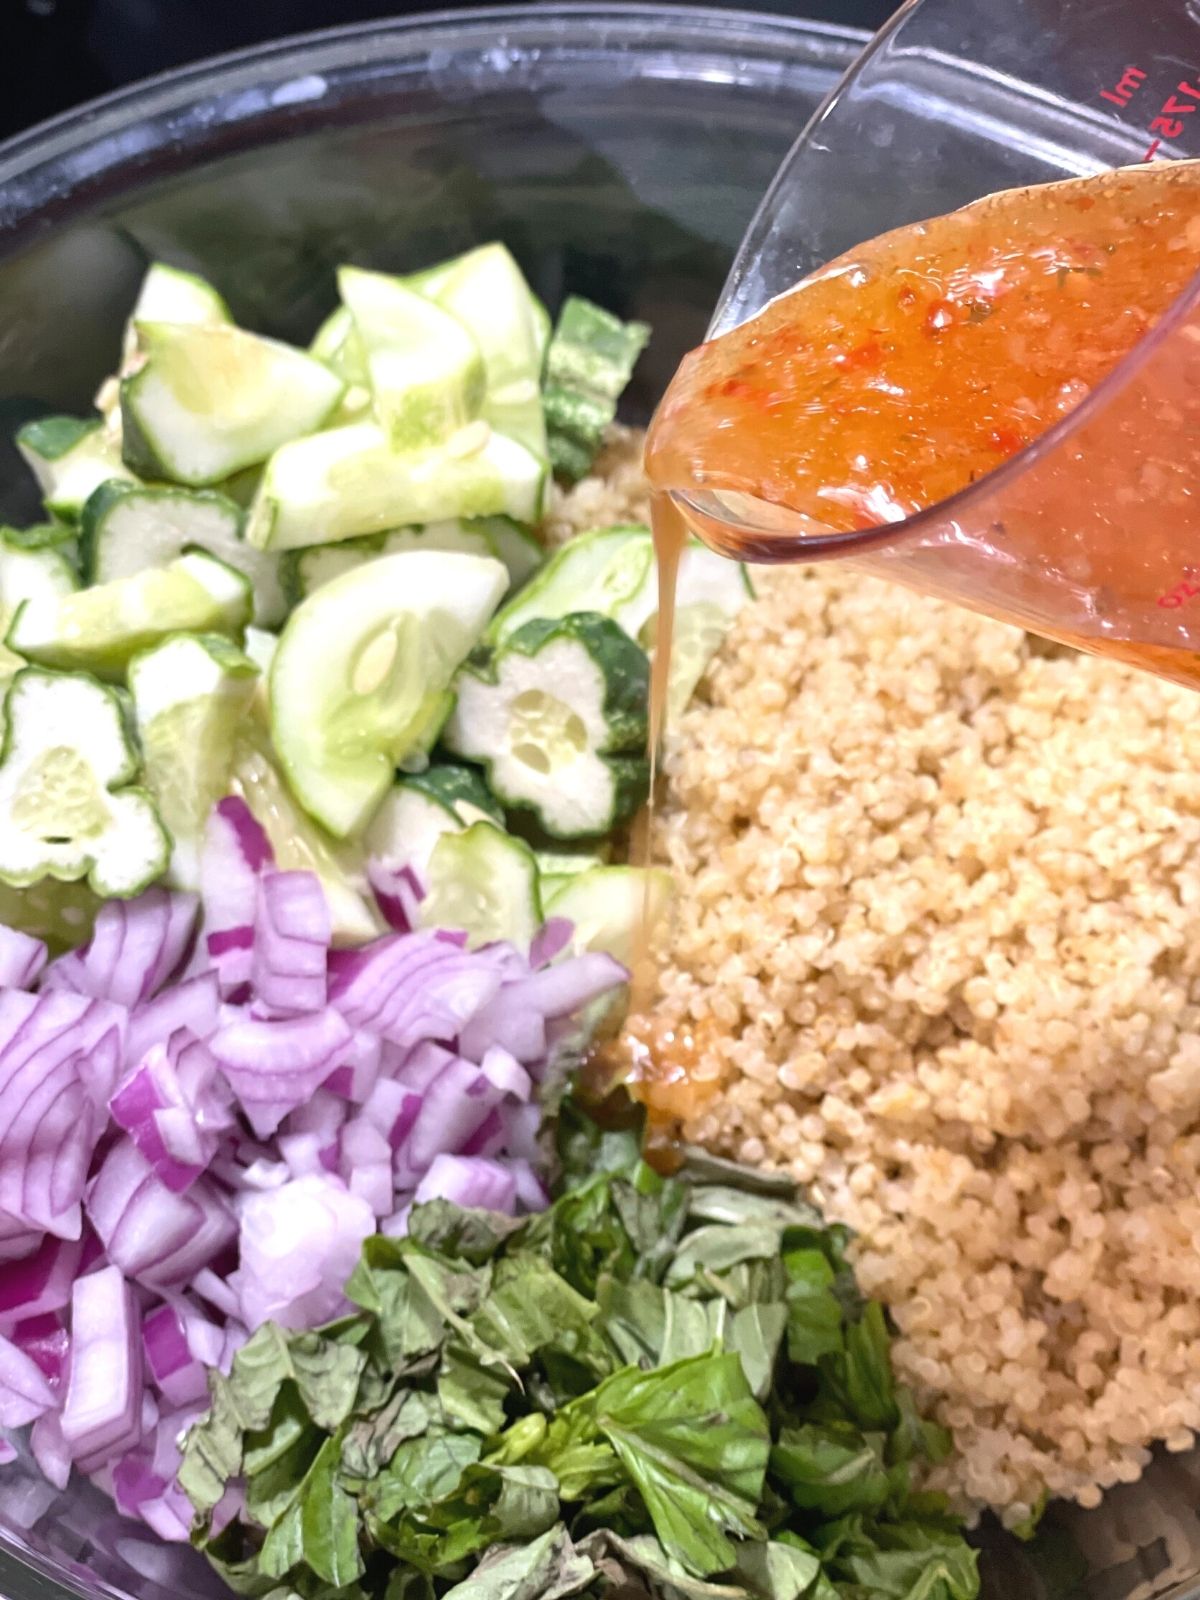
[2, 0, 894, 141]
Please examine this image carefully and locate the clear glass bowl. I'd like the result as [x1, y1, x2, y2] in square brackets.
[1, 9, 1199, 1600]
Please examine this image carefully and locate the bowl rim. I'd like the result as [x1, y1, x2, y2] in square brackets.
[0, 3, 869, 187]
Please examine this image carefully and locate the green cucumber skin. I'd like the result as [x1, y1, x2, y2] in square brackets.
[541, 296, 649, 483]
[404, 762, 504, 824]
[16, 416, 100, 462]
[451, 609, 650, 840]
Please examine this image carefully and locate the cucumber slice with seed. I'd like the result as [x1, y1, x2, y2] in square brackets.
[339, 266, 485, 450]
[9, 550, 251, 681]
[445, 610, 649, 839]
[17, 416, 139, 520]
[0, 667, 169, 897]
[280, 518, 502, 605]
[0, 531, 80, 686]
[120, 321, 345, 487]
[119, 263, 232, 371]
[81, 480, 286, 627]
[130, 633, 260, 890]
[269, 549, 508, 838]
[420, 821, 541, 951]
[245, 421, 546, 552]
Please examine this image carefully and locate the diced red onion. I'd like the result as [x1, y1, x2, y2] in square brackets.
[0, 926, 47, 990]
[323, 1030, 383, 1103]
[142, 1304, 209, 1407]
[12, 1314, 69, 1386]
[0, 1211, 40, 1263]
[529, 917, 574, 969]
[0, 1233, 82, 1324]
[510, 1158, 551, 1212]
[413, 1154, 517, 1214]
[85, 1140, 235, 1289]
[458, 993, 547, 1065]
[329, 931, 503, 1046]
[137, 1479, 194, 1543]
[60, 1265, 142, 1467]
[480, 1045, 532, 1102]
[459, 1107, 507, 1160]
[197, 798, 274, 996]
[0, 1436, 15, 1466]
[340, 1118, 393, 1217]
[252, 871, 330, 1016]
[402, 1056, 501, 1175]
[44, 891, 197, 1009]
[0, 1329, 57, 1426]
[112, 1452, 166, 1518]
[190, 1268, 241, 1323]
[231, 1174, 374, 1330]
[125, 973, 220, 1065]
[278, 1132, 324, 1179]
[31, 1409, 70, 1489]
[367, 860, 424, 934]
[210, 1006, 352, 1138]
[110, 1044, 213, 1193]
[0, 991, 127, 1238]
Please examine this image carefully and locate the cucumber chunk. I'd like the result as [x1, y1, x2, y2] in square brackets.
[229, 722, 380, 945]
[0, 667, 169, 897]
[480, 517, 543, 590]
[17, 416, 139, 520]
[445, 611, 649, 839]
[487, 525, 652, 645]
[420, 821, 541, 950]
[269, 550, 508, 838]
[534, 847, 608, 880]
[0, 531, 80, 686]
[309, 307, 373, 427]
[409, 244, 548, 459]
[9, 550, 251, 681]
[120, 321, 345, 487]
[280, 518, 503, 605]
[0, 878, 101, 954]
[120, 262, 232, 369]
[129, 633, 260, 890]
[544, 864, 672, 967]
[80, 480, 286, 627]
[542, 297, 649, 482]
[365, 763, 503, 877]
[339, 266, 485, 450]
[245, 421, 546, 552]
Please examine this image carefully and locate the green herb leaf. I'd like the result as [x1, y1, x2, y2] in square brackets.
[260, 1435, 364, 1588]
[439, 1525, 595, 1600]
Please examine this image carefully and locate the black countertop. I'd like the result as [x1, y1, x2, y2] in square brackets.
[2, 0, 890, 140]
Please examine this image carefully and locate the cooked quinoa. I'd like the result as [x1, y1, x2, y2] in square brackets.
[569, 426, 1200, 1526]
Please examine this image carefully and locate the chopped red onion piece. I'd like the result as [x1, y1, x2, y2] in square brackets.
[367, 860, 424, 934]
[322, 1031, 383, 1103]
[0, 1436, 15, 1466]
[210, 1006, 353, 1138]
[329, 931, 503, 1046]
[190, 1268, 241, 1324]
[126, 973, 220, 1065]
[142, 1304, 209, 1407]
[86, 1140, 234, 1289]
[403, 1057, 501, 1174]
[252, 871, 330, 1016]
[458, 993, 547, 1065]
[0, 926, 47, 990]
[197, 798, 274, 995]
[0, 1233, 82, 1323]
[138, 1480, 194, 1543]
[0, 1329, 57, 1426]
[413, 1154, 517, 1214]
[231, 1174, 374, 1330]
[12, 1314, 69, 1386]
[44, 890, 197, 1008]
[459, 1107, 507, 1160]
[61, 1265, 142, 1467]
[480, 1045, 532, 1101]
[529, 916, 574, 969]
[31, 1409, 70, 1489]
[110, 1044, 214, 1193]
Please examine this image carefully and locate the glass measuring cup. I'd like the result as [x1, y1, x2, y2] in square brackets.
[666, 0, 1200, 687]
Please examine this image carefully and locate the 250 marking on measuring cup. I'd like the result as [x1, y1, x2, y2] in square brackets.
[1098, 64, 1200, 160]
[1158, 569, 1200, 610]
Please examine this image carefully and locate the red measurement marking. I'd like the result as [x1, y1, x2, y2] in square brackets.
[1144, 137, 1164, 160]
[1100, 64, 1147, 106]
[1157, 572, 1200, 609]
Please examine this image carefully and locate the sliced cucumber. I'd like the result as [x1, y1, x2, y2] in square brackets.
[0, 531, 80, 686]
[339, 266, 485, 450]
[269, 550, 507, 838]
[420, 821, 541, 951]
[129, 633, 259, 890]
[80, 480, 286, 627]
[242, 627, 278, 676]
[9, 550, 251, 681]
[478, 517, 543, 590]
[409, 244, 548, 459]
[445, 611, 650, 840]
[120, 321, 344, 487]
[245, 421, 546, 552]
[613, 535, 754, 717]
[120, 262, 232, 369]
[16, 416, 139, 520]
[487, 525, 652, 645]
[365, 763, 503, 877]
[542, 296, 649, 482]
[309, 307, 373, 427]
[531, 296, 552, 365]
[534, 846, 608, 880]
[0, 521, 79, 555]
[279, 518, 502, 605]
[0, 878, 101, 953]
[229, 722, 380, 945]
[545, 864, 671, 968]
[0, 667, 169, 897]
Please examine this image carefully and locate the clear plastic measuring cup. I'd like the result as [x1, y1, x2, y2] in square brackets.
[667, 0, 1200, 687]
